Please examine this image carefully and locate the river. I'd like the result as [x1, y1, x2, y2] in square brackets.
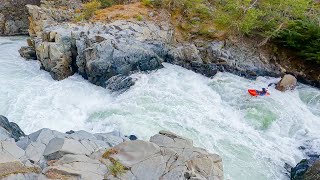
[1, 36, 320, 180]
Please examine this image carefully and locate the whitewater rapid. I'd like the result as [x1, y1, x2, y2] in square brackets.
[0, 37, 320, 180]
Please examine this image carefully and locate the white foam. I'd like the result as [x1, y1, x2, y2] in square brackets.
[0, 37, 319, 180]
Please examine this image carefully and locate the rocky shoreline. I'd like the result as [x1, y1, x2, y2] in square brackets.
[0, 115, 223, 179]
[16, 1, 319, 93]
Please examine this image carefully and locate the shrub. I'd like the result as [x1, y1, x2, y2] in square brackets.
[276, 19, 320, 63]
[108, 160, 126, 177]
[98, 0, 114, 8]
[83, 0, 101, 20]
[142, 0, 152, 6]
[102, 148, 127, 178]
[148, 0, 214, 37]
[213, 0, 313, 35]
[136, 15, 143, 21]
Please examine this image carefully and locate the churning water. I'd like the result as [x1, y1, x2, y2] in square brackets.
[1, 37, 320, 180]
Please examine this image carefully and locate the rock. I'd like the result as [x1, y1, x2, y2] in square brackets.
[43, 137, 92, 160]
[43, 154, 108, 180]
[202, 40, 282, 78]
[82, 38, 164, 87]
[108, 131, 223, 180]
[18, 46, 37, 60]
[2, 123, 222, 180]
[23, 7, 171, 89]
[94, 132, 127, 147]
[24, 142, 47, 163]
[0, 116, 25, 141]
[186, 154, 223, 180]
[0, 162, 41, 179]
[17, 128, 66, 149]
[65, 130, 75, 134]
[111, 140, 161, 167]
[105, 75, 136, 92]
[0, 141, 25, 164]
[169, 44, 203, 64]
[150, 130, 193, 149]
[291, 155, 320, 180]
[276, 74, 297, 92]
[35, 41, 74, 80]
[128, 135, 138, 141]
[0, 0, 40, 36]
[0, 126, 10, 141]
[130, 155, 166, 180]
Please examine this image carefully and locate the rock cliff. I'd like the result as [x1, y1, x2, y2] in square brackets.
[20, 2, 289, 92]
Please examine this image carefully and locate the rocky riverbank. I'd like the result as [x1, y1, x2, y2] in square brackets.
[18, 1, 320, 92]
[0, 115, 223, 179]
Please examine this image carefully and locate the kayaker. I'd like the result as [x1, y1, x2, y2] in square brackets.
[256, 88, 268, 96]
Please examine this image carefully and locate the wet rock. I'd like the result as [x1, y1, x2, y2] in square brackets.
[0, 115, 25, 141]
[18, 46, 37, 60]
[276, 74, 297, 92]
[105, 75, 135, 92]
[291, 155, 320, 180]
[82, 39, 164, 87]
[128, 135, 138, 141]
[65, 130, 75, 134]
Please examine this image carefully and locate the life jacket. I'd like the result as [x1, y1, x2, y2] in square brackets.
[256, 90, 267, 96]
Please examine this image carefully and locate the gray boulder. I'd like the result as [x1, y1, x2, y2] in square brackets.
[42, 154, 108, 180]
[291, 155, 320, 180]
[0, 140, 25, 164]
[17, 128, 66, 150]
[0, 115, 25, 141]
[82, 39, 163, 87]
[105, 75, 136, 92]
[18, 46, 37, 60]
[276, 74, 297, 92]
[43, 137, 95, 160]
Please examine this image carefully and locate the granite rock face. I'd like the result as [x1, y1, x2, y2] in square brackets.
[110, 131, 223, 180]
[0, 0, 40, 36]
[21, 2, 319, 93]
[24, 3, 173, 90]
[0, 116, 223, 180]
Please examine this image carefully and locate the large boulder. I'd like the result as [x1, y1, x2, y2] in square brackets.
[291, 155, 320, 180]
[18, 46, 37, 60]
[276, 74, 297, 92]
[0, 116, 25, 141]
